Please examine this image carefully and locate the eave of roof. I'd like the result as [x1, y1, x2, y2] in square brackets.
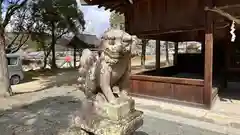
[81, 0, 127, 14]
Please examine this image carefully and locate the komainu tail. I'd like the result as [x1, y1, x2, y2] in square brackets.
[78, 49, 98, 98]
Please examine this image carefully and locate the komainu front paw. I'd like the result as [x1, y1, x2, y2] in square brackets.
[109, 98, 118, 105]
[119, 90, 129, 98]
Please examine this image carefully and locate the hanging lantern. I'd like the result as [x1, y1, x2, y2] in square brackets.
[230, 21, 236, 42]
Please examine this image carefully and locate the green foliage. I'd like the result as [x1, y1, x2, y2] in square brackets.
[110, 12, 125, 30]
[3, 0, 31, 53]
[28, 0, 85, 68]
[31, 0, 85, 35]
[31, 32, 49, 51]
[7, 0, 86, 54]
[1, 0, 28, 29]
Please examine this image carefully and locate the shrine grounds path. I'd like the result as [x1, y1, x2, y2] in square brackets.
[1, 85, 240, 135]
[1, 57, 240, 134]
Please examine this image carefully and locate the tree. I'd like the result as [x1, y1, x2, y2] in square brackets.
[30, 0, 85, 69]
[165, 41, 170, 66]
[31, 32, 51, 69]
[6, 4, 33, 54]
[141, 39, 148, 68]
[110, 12, 125, 30]
[0, 0, 28, 96]
[205, 7, 240, 25]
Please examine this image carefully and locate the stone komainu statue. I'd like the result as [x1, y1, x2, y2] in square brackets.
[78, 29, 139, 104]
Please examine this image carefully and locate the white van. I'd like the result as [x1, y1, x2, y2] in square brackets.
[7, 54, 24, 85]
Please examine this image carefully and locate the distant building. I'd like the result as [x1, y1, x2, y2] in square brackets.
[66, 34, 100, 49]
[55, 34, 100, 52]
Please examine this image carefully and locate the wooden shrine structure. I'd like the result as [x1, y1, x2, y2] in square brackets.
[83, 0, 240, 109]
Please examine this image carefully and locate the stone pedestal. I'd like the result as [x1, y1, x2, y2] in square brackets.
[100, 98, 135, 121]
[74, 98, 143, 135]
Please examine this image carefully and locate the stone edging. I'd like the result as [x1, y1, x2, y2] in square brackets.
[133, 97, 240, 130]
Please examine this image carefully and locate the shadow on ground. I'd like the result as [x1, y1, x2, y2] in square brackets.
[135, 131, 149, 135]
[0, 96, 82, 135]
[14, 68, 79, 95]
[218, 82, 240, 102]
[22, 68, 78, 83]
[41, 69, 79, 87]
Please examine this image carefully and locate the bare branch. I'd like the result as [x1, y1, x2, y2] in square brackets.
[3, 0, 28, 28]
[7, 9, 27, 47]
[19, 33, 29, 47]
[10, 33, 29, 53]
[56, 30, 68, 40]
[205, 7, 240, 24]
[217, 4, 240, 10]
[0, 0, 4, 5]
[8, 0, 21, 4]
[7, 33, 20, 47]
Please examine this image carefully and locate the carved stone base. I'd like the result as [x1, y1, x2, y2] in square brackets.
[100, 98, 135, 121]
[83, 110, 143, 135]
[74, 98, 143, 135]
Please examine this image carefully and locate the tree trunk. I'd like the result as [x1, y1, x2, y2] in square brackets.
[42, 56, 48, 69]
[141, 40, 147, 68]
[0, 30, 13, 96]
[51, 22, 57, 69]
[41, 43, 50, 69]
[165, 41, 170, 66]
[73, 44, 76, 68]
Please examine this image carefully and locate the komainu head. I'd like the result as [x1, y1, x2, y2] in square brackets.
[99, 29, 139, 60]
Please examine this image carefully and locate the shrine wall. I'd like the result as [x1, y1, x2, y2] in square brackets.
[125, 0, 205, 36]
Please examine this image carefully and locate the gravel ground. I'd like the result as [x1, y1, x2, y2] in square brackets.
[0, 86, 85, 135]
[0, 86, 151, 135]
[2, 85, 240, 135]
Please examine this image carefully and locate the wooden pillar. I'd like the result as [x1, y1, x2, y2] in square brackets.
[156, 40, 161, 69]
[174, 42, 179, 66]
[204, 0, 213, 108]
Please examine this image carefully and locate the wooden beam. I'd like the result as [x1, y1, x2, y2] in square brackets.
[156, 40, 161, 69]
[103, 5, 111, 10]
[174, 42, 178, 66]
[97, 3, 125, 13]
[96, 1, 126, 13]
[98, 4, 104, 8]
[109, 3, 122, 11]
[114, 7, 124, 12]
[131, 75, 204, 86]
[204, 0, 214, 108]
[129, 21, 229, 38]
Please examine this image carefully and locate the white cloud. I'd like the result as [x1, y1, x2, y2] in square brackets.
[80, 5, 111, 37]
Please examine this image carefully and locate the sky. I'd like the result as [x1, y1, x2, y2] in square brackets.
[80, 5, 111, 38]
[4, 1, 111, 37]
